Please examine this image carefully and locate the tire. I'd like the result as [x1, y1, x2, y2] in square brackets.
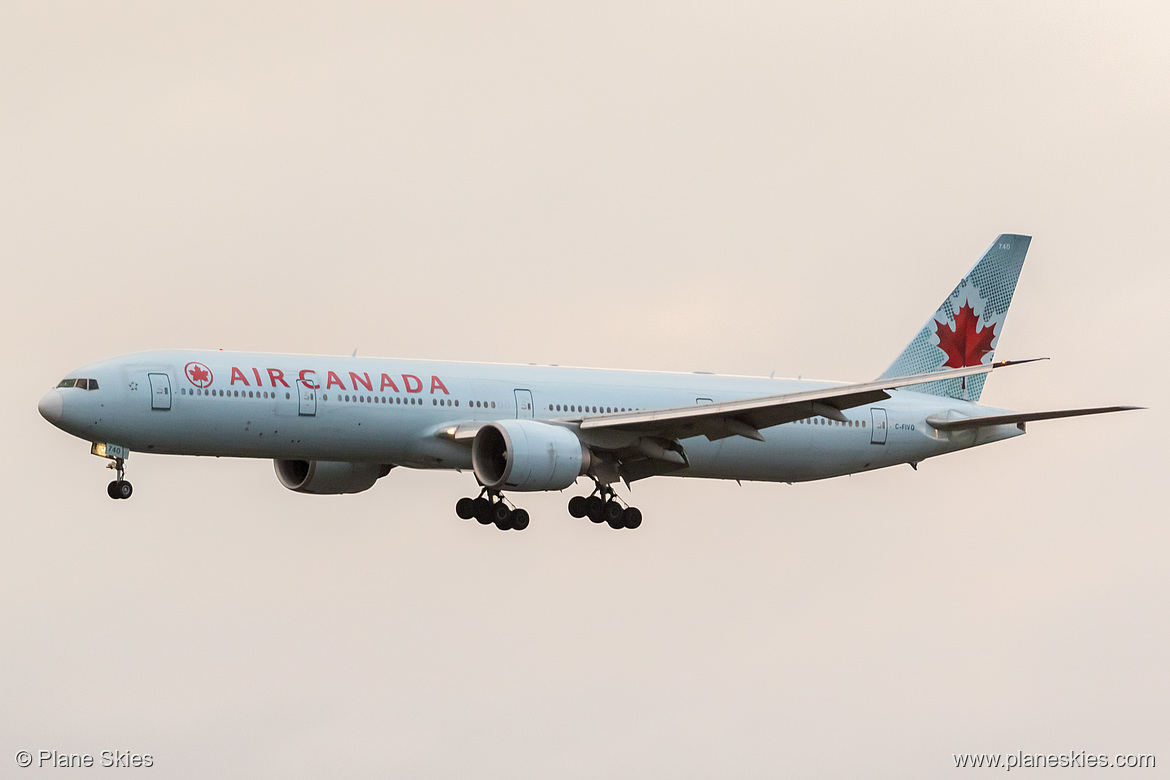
[493, 504, 514, 530]
[567, 496, 588, 518]
[491, 502, 511, 525]
[456, 497, 476, 519]
[107, 481, 121, 500]
[118, 481, 133, 499]
[585, 496, 605, 523]
[473, 497, 492, 524]
[510, 508, 530, 531]
[604, 500, 625, 528]
[622, 507, 642, 529]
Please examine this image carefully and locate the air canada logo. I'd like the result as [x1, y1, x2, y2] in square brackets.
[935, 301, 997, 369]
[185, 361, 213, 388]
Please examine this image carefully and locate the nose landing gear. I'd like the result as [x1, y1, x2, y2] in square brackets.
[456, 489, 529, 531]
[568, 481, 641, 529]
[106, 457, 133, 500]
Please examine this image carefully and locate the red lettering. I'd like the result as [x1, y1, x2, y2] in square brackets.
[252, 367, 263, 386]
[349, 372, 373, 392]
[379, 373, 400, 392]
[230, 367, 250, 386]
[402, 374, 423, 393]
[430, 375, 449, 395]
[298, 369, 319, 390]
[326, 371, 345, 390]
[268, 368, 290, 388]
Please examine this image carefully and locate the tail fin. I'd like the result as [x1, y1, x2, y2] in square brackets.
[879, 234, 1031, 402]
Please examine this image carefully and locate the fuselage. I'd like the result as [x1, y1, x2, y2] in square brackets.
[39, 349, 1024, 484]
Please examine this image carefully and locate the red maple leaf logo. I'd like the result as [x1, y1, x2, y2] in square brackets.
[185, 362, 213, 388]
[935, 301, 997, 369]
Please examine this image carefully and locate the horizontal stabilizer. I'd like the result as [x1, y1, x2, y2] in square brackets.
[926, 405, 1143, 431]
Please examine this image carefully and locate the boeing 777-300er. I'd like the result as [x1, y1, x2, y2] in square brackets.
[39, 234, 1138, 530]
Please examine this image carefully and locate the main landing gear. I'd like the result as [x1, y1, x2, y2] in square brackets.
[567, 482, 642, 529]
[455, 489, 530, 531]
[106, 457, 133, 500]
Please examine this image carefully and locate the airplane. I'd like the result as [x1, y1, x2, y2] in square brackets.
[38, 234, 1139, 531]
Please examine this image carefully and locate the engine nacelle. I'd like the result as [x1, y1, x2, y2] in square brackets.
[274, 460, 392, 495]
[472, 419, 590, 492]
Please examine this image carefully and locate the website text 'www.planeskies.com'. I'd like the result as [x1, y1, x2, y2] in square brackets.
[953, 751, 1155, 771]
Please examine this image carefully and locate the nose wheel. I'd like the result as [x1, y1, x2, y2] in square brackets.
[106, 457, 133, 500]
[456, 489, 529, 531]
[568, 481, 642, 529]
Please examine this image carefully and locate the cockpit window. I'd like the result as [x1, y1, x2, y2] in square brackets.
[56, 378, 98, 390]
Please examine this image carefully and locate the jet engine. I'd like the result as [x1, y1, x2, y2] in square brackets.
[472, 419, 590, 492]
[274, 460, 392, 495]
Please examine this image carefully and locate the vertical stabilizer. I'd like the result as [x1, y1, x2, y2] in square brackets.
[879, 234, 1031, 401]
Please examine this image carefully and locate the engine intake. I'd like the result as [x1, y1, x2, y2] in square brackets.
[274, 460, 392, 495]
[472, 419, 590, 492]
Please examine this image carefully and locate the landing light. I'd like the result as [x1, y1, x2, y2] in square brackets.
[445, 427, 457, 437]
[91, 442, 130, 460]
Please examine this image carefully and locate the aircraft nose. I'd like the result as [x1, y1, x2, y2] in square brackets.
[38, 389, 64, 424]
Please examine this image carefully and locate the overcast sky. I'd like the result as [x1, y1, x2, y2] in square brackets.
[2, 2, 1166, 777]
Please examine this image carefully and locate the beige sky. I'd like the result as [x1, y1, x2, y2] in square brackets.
[2, 1, 1167, 777]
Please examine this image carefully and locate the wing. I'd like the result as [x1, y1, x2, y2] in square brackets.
[577, 360, 1038, 443]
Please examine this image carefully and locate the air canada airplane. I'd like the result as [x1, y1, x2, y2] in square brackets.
[39, 234, 1137, 531]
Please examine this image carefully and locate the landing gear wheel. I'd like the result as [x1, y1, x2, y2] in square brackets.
[568, 495, 588, 518]
[622, 507, 642, 529]
[604, 500, 625, 528]
[585, 496, 605, 523]
[455, 497, 476, 520]
[510, 508, 530, 531]
[493, 502, 512, 528]
[107, 480, 132, 500]
[105, 457, 132, 499]
[474, 497, 492, 525]
[491, 502, 512, 529]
